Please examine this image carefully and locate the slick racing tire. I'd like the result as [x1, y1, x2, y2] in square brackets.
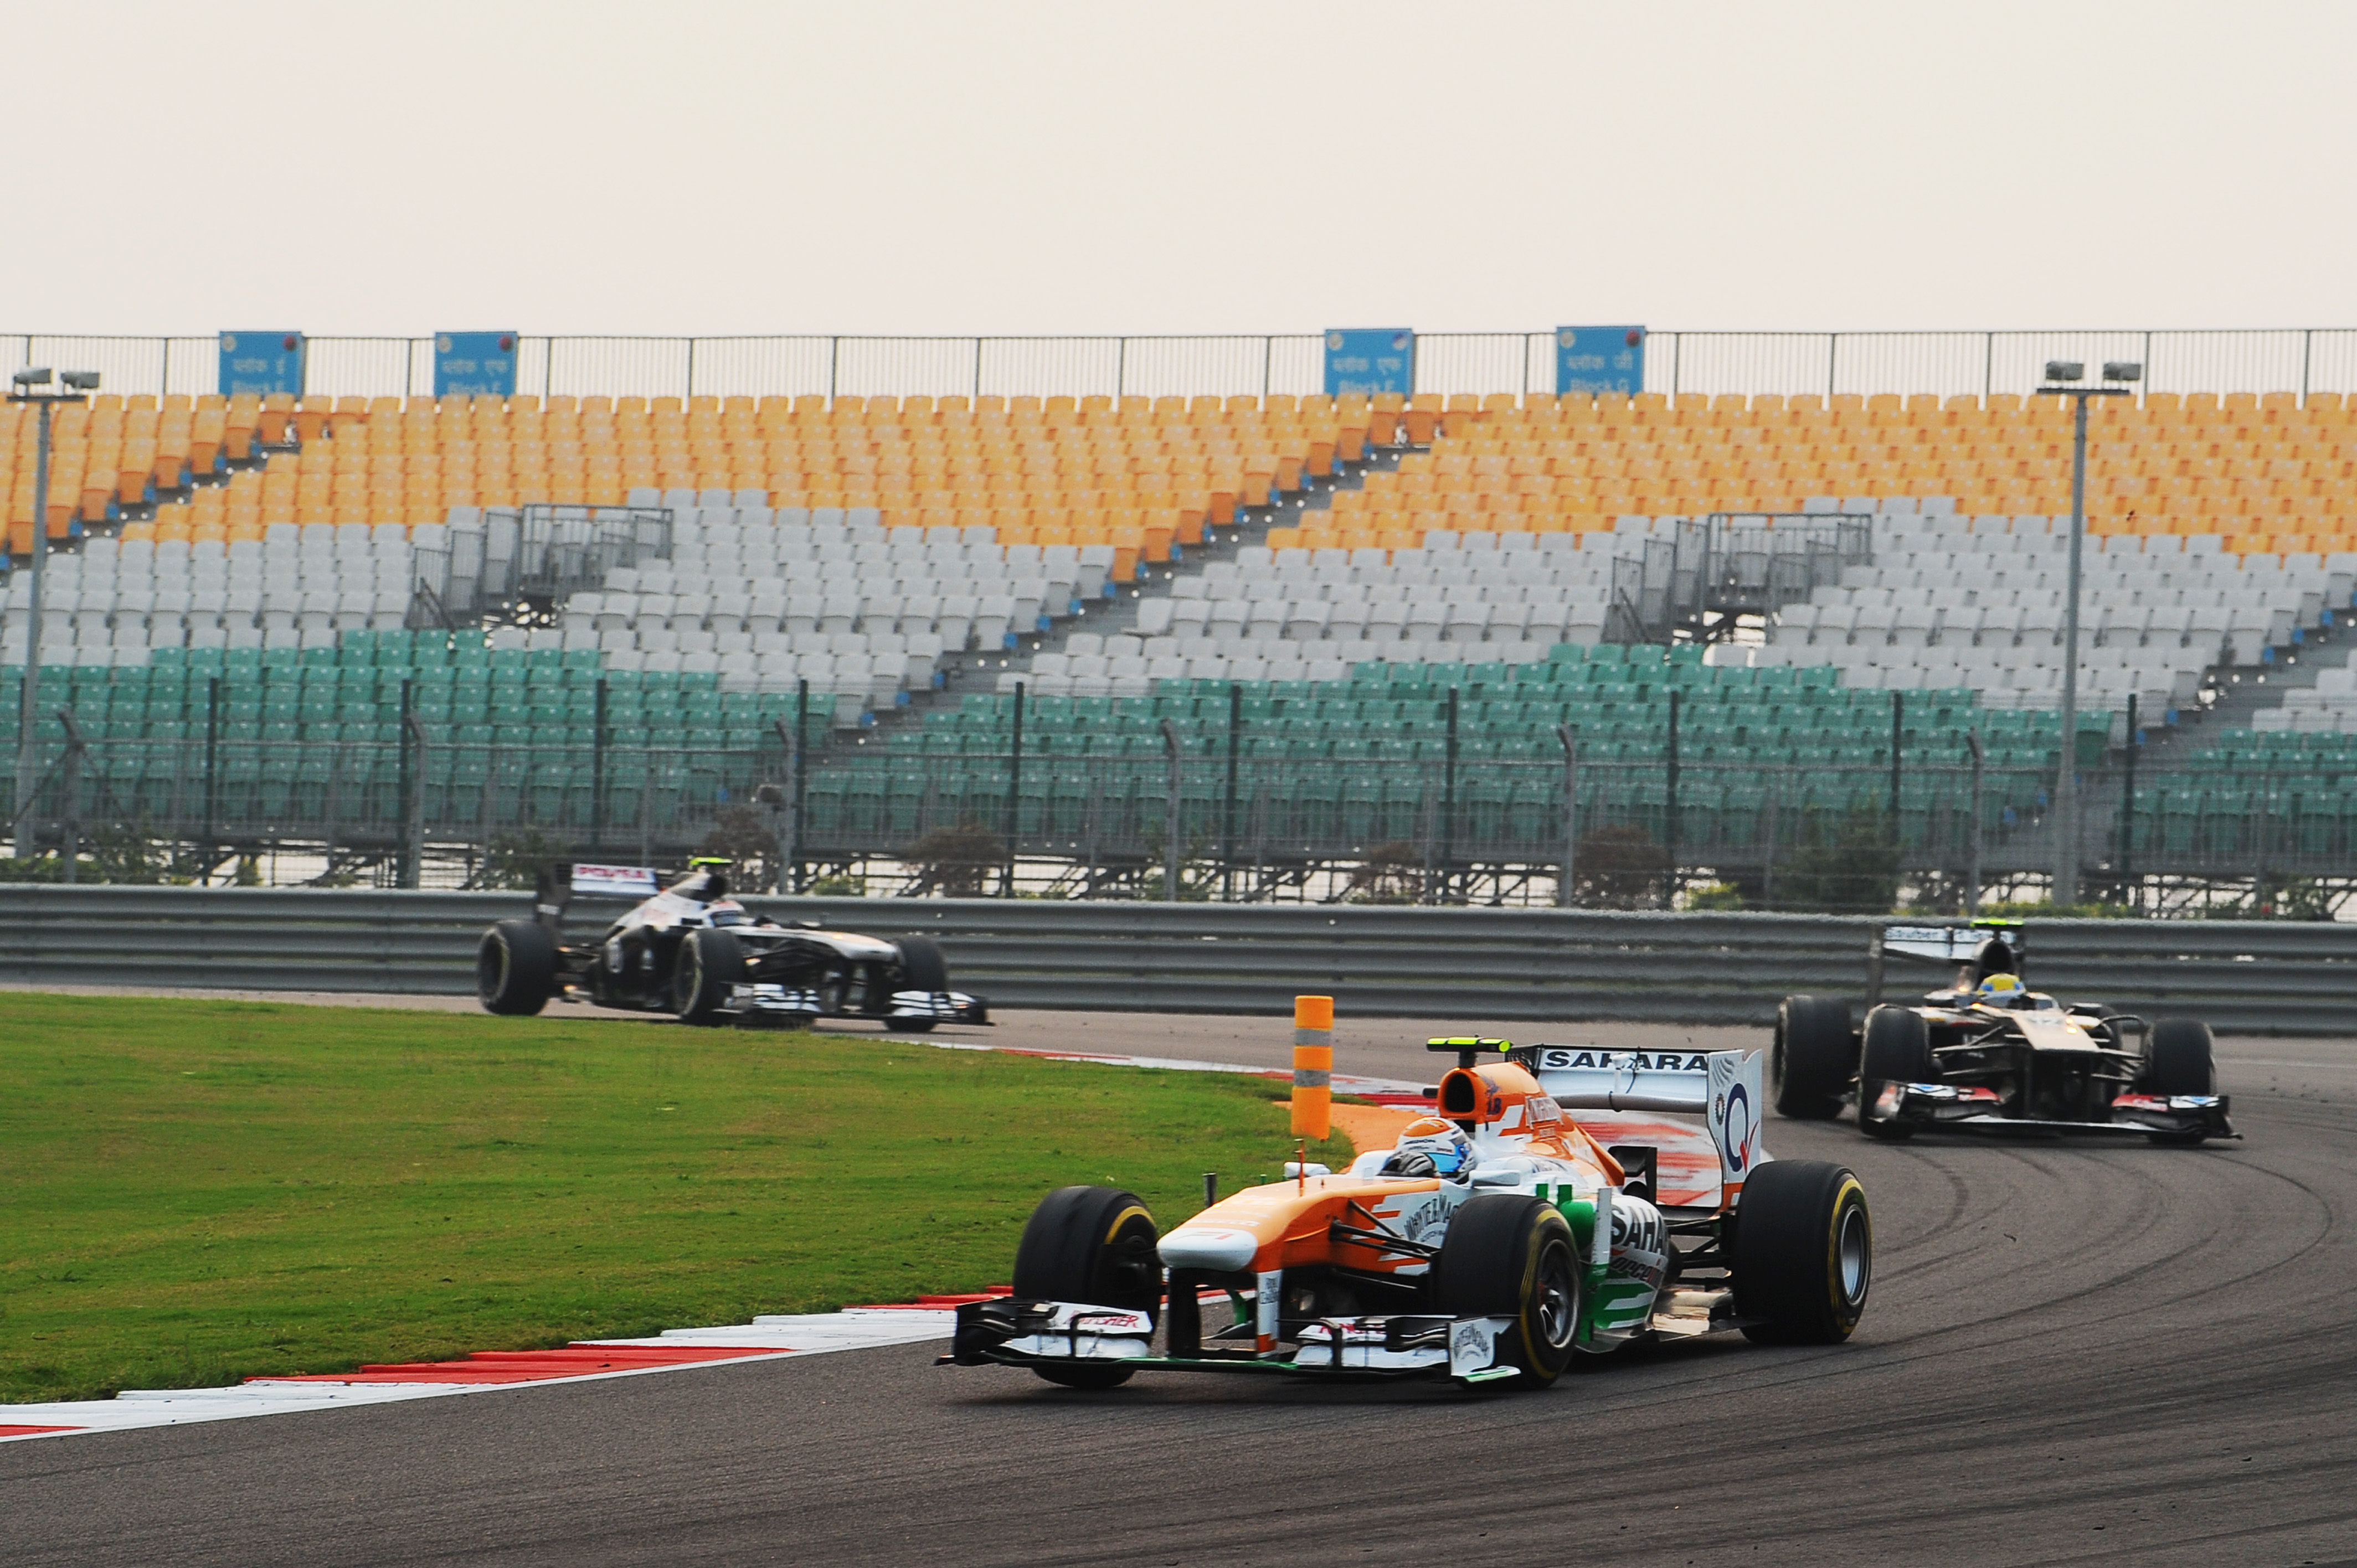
[478, 921, 558, 1017]
[672, 927, 746, 1026]
[1774, 994, 1854, 1120]
[893, 935, 950, 1032]
[1731, 1159, 1872, 1345]
[2139, 1018, 2217, 1146]
[1856, 1005, 1934, 1141]
[1012, 1186, 1161, 1389]
[1433, 1194, 1581, 1390]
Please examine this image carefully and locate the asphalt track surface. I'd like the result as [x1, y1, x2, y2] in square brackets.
[6, 1012, 2355, 1566]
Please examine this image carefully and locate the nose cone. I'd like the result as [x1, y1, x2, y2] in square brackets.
[1157, 1226, 1259, 1272]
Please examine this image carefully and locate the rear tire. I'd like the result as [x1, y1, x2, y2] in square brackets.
[2140, 1018, 2216, 1146]
[1433, 1194, 1580, 1389]
[477, 921, 558, 1016]
[1012, 1186, 1161, 1390]
[1732, 1159, 1872, 1345]
[1856, 1005, 1934, 1141]
[1774, 995, 1854, 1120]
[672, 927, 745, 1025]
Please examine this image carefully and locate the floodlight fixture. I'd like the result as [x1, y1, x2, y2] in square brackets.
[2044, 360, 2084, 382]
[13, 366, 52, 388]
[59, 369, 100, 391]
[2102, 361, 2142, 383]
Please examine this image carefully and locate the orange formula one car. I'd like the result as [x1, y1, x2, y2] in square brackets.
[944, 1039, 1871, 1391]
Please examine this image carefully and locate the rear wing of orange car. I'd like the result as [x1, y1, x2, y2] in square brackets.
[1509, 1047, 1771, 1208]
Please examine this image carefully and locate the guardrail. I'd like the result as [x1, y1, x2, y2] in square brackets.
[3, 885, 2351, 1034]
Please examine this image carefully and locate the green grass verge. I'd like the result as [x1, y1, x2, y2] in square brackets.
[0, 994, 1351, 1404]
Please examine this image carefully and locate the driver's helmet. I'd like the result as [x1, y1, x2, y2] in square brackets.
[1975, 972, 2027, 1005]
[1380, 1116, 1474, 1178]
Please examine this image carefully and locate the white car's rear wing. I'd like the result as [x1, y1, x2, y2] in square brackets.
[1517, 1048, 1769, 1203]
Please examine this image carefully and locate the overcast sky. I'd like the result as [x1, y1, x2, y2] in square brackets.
[3, 2, 2351, 337]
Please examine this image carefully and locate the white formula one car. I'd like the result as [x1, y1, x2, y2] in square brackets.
[476, 860, 989, 1029]
[945, 1040, 1871, 1390]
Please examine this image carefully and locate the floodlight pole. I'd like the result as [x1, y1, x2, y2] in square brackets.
[9, 376, 94, 851]
[2038, 379, 2132, 909]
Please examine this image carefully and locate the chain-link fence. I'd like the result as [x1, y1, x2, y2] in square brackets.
[12, 719, 2347, 907]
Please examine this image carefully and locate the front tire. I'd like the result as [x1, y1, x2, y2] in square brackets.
[1732, 1159, 1872, 1345]
[478, 921, 558, 1016]
[672, 927, 746, 1025]
[1857, 1005, 1934, 1141]
[1433, 1194, 1581, 1389]
[2140, 1018, 2216, 1146]
[1774, 994, 1854, 1120]
[1012, 1186, 1161, 1390]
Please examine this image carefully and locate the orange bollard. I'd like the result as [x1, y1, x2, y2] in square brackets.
[1291, 994, 1332, 1141]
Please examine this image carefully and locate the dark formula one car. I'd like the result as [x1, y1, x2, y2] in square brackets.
[475, 860, 989, 1029]
[1773, 920, 2233, 1145]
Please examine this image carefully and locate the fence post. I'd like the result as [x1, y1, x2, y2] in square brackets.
[1763, 776, 1780, 910]
[591, 677, 608, 847]
[56, 706, 83, 883]
[1965, 728, 1985, 918]
[400, 709, 427, 890]
[1003, 680, 1025, 896]
[826, 337, 839, 403]
[773, 715, 801, 895]
[1221, 683, 1242, 901]
[1161, 715, 1182, 901]
[1664, 687, 1681, 910]
[203, 674, 221, 848]
[1890, 690, 1904, 838]
[395, 677, 415, 888]
[1555, 723, 1578, 908]
[792, 678, 809, 892]
[1440, 685, 1460, 902]
[1116, 337, 1128, 400]
[2122, 692, 2139, 910]
[685, 337, 696, 401]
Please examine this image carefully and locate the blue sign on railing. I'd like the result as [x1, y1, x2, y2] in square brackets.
[1324, 329, 1415, 397]
[435, 332, 519, 398]
[218, 332, 305, 396]
[1556, 326, 1645, 396]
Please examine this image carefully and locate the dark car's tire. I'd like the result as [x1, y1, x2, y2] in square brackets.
[478, 921, 558, 1016]
[672, 927, 746, 1025]
[1856, 1005, 1934, 1141]
[897, 934, 950, 992]
[890, 936, 951, 1032]
[1012, 1186, 1161, 1389]
[2139, 1018, 2217, 1145]
[1433, 1194, 1581, 1389]
[1732, 1159, 1872, 1345]
[1774, 995, 1854, 1120]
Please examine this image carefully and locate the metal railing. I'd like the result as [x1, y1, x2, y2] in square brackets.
[1, 885, 2351, 1031]
[11, 328, 2357, 404]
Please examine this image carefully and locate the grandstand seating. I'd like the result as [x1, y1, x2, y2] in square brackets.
[117, 391, 1367, 568]
[9, 384, 2357, 862]
[1273, 389, 2356, 554]
[2, 394, 287, 552]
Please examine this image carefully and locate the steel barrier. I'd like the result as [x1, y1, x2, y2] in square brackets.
[4, 885, 2351, 1034]
[11, 328, 2357, 404]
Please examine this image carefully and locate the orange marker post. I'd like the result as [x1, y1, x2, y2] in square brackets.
[1291, 994, 1333, 1141]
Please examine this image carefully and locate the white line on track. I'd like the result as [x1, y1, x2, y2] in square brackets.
[0, 1311, 958, 1444]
